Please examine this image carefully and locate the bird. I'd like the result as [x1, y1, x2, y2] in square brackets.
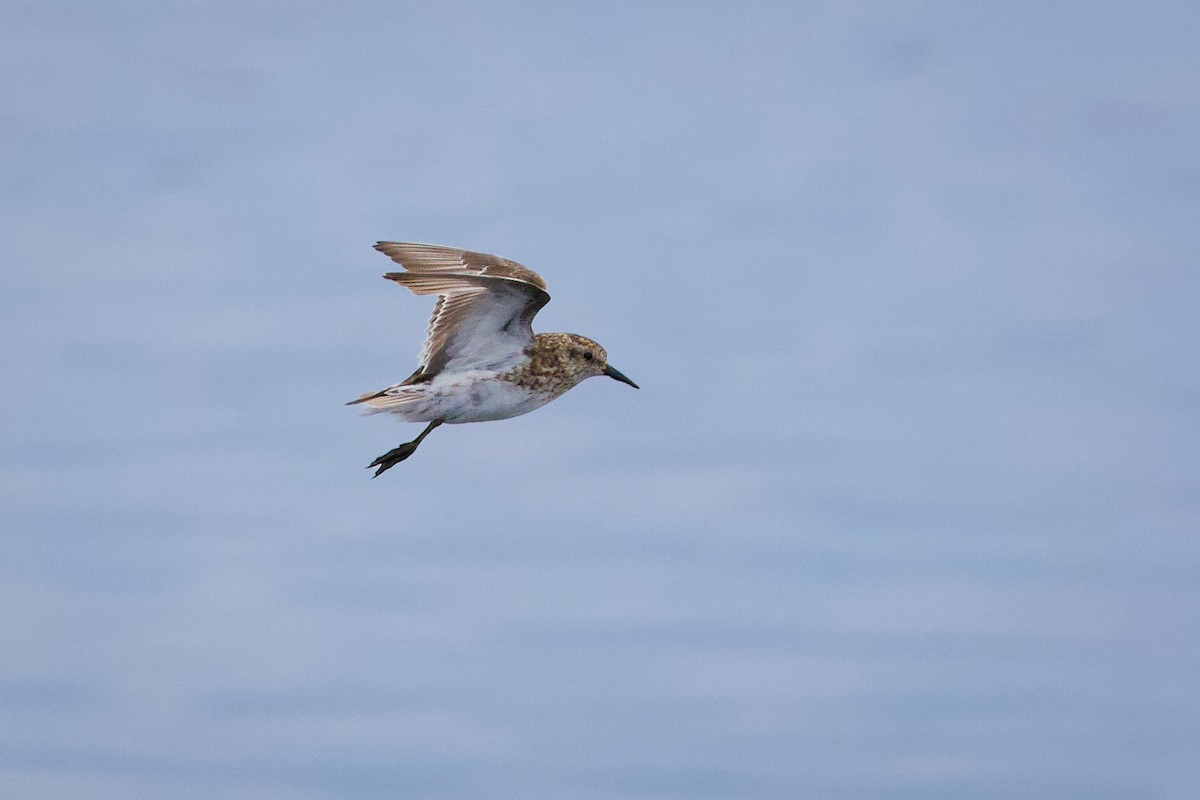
[349, 242, 638, 476]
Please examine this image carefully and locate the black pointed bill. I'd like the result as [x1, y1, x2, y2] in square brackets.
[603, 364, 639, 389]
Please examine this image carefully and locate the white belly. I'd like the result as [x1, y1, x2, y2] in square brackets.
[379, 372, 558, 424]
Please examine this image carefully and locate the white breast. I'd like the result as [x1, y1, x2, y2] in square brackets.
[430, 372, 556, 423]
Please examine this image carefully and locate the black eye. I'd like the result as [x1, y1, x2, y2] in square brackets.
[583, 351, 594, 361]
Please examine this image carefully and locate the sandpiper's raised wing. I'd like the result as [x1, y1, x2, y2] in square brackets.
[374, 242, 551, 381]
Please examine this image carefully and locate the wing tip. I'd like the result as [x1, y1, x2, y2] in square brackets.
[375, 241, 409, 260]
[370, 240, 551, 293]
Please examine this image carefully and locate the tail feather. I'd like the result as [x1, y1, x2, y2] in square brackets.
[346, 389, 387, 406]
[348, 368, 428, 406]
[347, 386, 426, 416]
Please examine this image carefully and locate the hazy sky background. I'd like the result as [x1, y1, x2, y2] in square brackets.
[2, 2, 1198, 798]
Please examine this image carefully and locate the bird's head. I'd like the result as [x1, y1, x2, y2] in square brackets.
[538, 333, 639, 390]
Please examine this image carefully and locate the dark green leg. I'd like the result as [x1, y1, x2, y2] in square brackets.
[368, 420, 443, 477]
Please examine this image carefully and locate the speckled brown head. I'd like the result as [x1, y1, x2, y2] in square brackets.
[504, 332, 639, 395]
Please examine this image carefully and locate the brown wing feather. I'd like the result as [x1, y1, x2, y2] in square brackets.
[374, 243, 551, 381]
[374, 242, 549, 291]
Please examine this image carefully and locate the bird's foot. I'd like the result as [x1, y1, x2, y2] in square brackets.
[367, 441, 420, 477]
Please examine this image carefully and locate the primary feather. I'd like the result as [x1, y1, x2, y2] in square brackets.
[374, 242, 551, 380]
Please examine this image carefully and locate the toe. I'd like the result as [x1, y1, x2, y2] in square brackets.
[367, 443, 418, 477]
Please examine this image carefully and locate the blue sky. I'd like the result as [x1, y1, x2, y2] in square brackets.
[2, 2, 1198, 798]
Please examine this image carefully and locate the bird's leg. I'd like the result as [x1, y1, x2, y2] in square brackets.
[367, 419, 443, 477]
